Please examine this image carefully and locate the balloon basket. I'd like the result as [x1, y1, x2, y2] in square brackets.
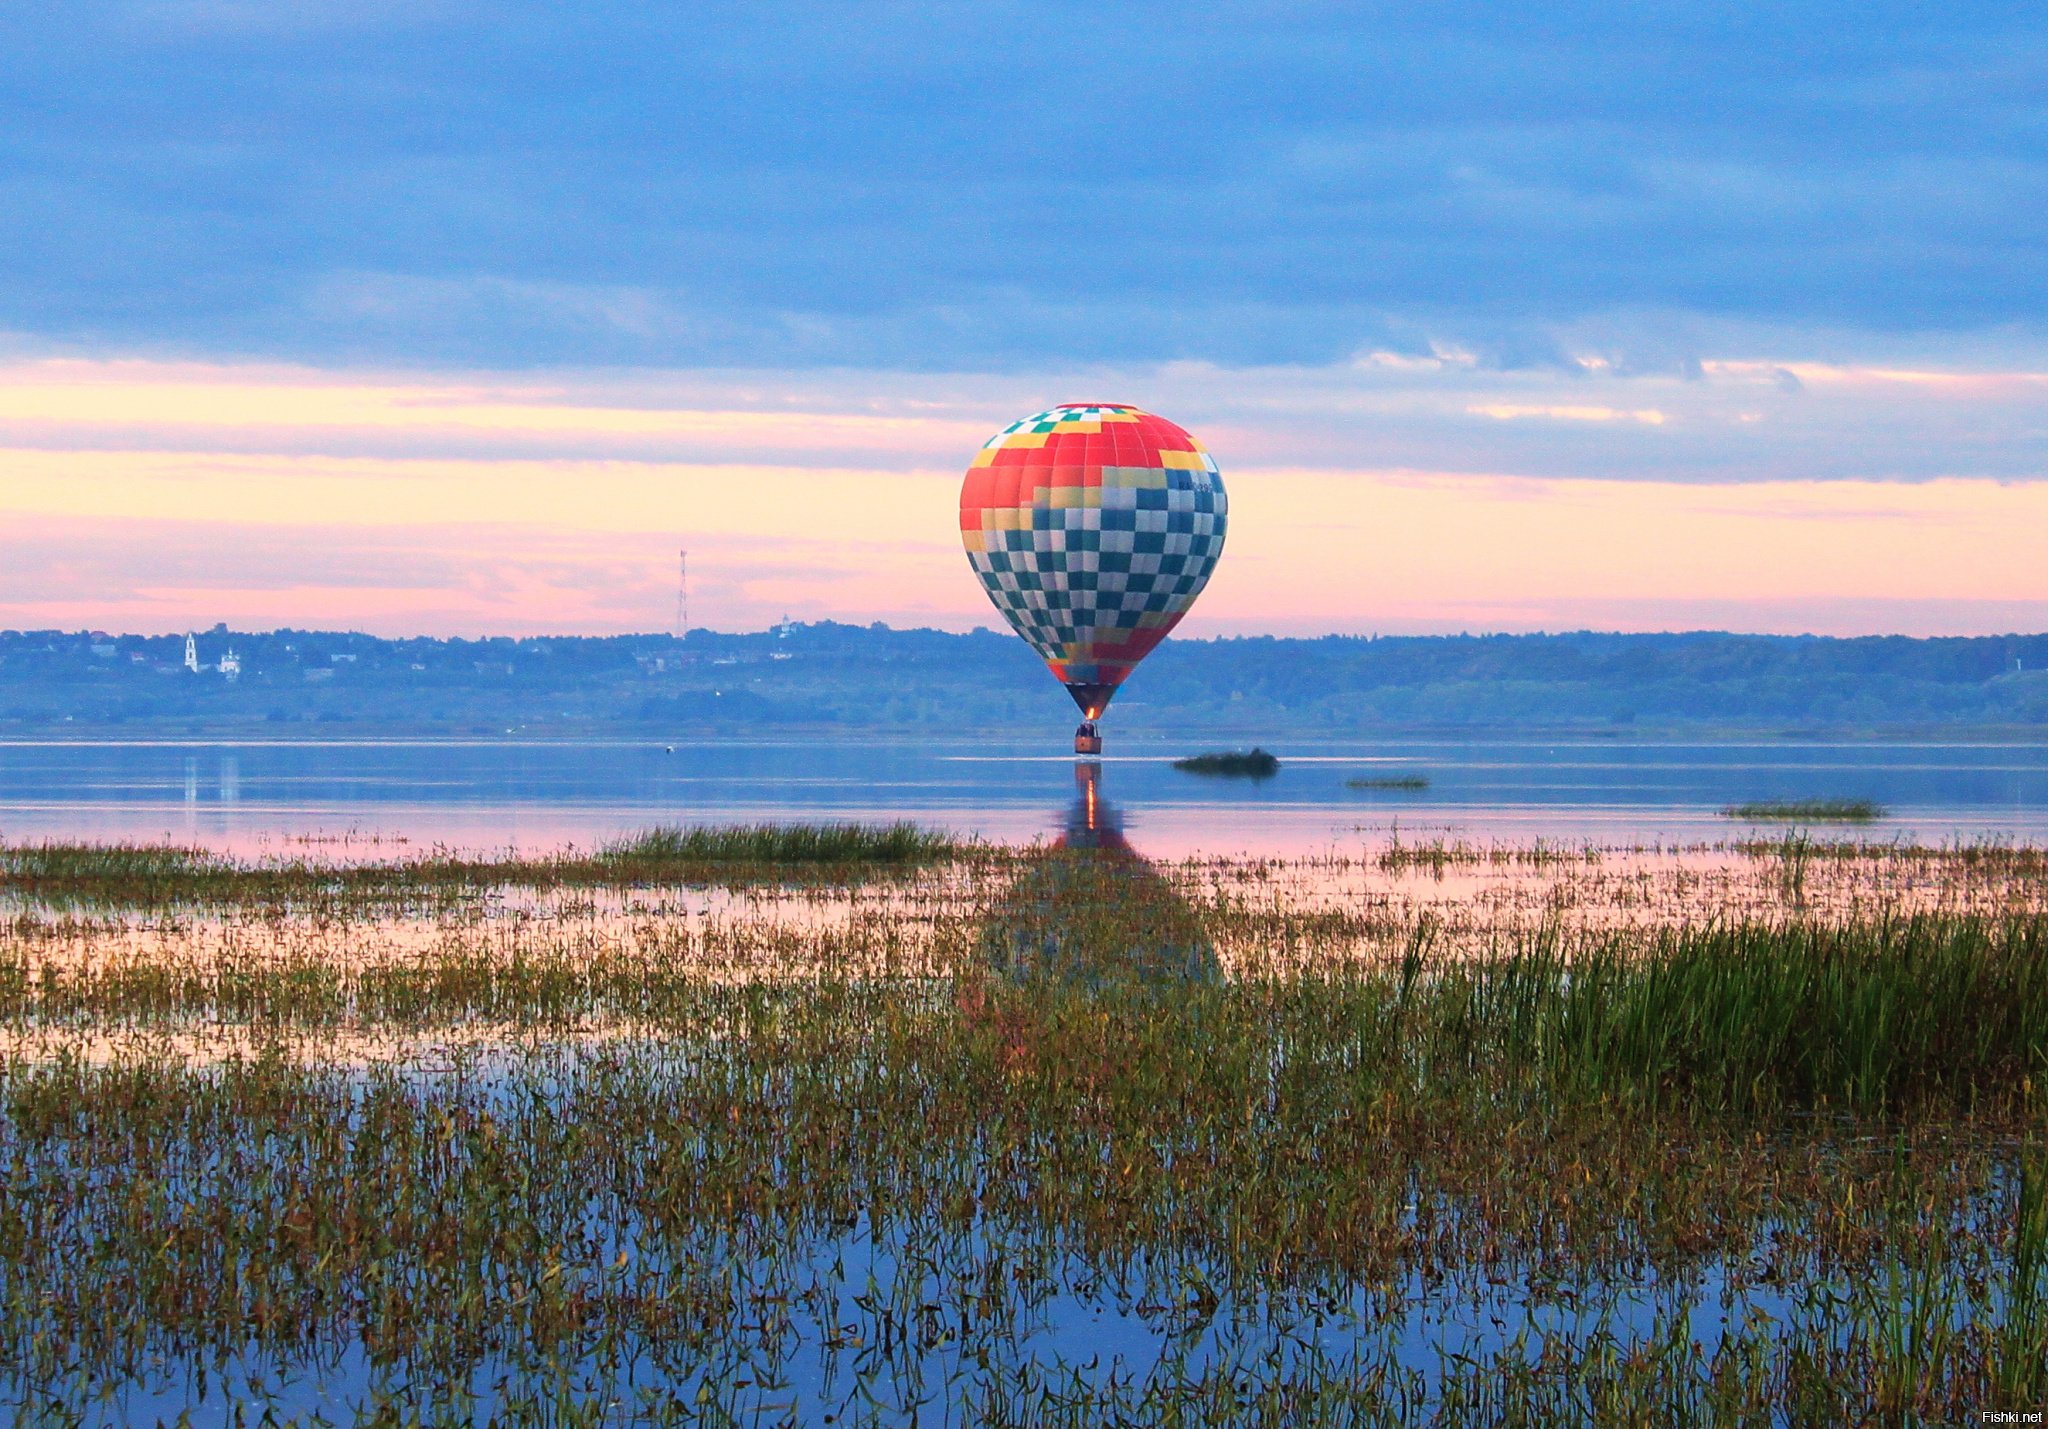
[1074, 722, 1103, 756]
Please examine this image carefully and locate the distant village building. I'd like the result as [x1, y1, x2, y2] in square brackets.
[183, 633, 200, 673]
[218, 649, 242, 682]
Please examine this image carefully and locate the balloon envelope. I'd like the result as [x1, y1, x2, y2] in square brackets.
[959, 403, 1228, 717]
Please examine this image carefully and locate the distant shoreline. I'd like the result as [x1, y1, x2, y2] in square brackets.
[2, 722, 2045, 744]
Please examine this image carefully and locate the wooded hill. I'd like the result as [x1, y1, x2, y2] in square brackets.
[4, 624, 2046, 733]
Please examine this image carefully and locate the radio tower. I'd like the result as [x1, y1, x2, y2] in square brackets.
[674, 549, 689, 640]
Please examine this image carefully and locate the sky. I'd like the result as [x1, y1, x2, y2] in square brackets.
[0, 1, 2043, 638]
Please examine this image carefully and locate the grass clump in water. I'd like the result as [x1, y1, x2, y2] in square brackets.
[0, 821, 967, 911]
[1722, 798, 1886, 823]
[1347, 775, 1429, 790]
[597, 821, 960, 867]
[0, 841, 223, 883]
[0, 840, 232, 903]
[1172, 748, 1280, 779]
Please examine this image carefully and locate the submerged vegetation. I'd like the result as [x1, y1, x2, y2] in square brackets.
[1346, 774, 1430, 790]
[1171, 748, 1280, 778]
[1, 833, 2044, 1422]
[1721, 797, 1887, 823]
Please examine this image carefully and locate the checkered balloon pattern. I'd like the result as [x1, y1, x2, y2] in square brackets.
[959, 403, 1227, 715]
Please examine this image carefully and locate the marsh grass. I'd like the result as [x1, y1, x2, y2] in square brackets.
[5, 934, 2044, 1421]
[1722, 798, 1887, 823]
[2, 839, 2046, 1423]
[16, 911, 2039, 1114]
[1346, 775, 1429, 790]
[598, 821, 957, 867]
[0, 841, 230, 904]
[1171, 749, 1280, 778]
[0, 822, 970, 910]
[1374, 832, 1595, 875]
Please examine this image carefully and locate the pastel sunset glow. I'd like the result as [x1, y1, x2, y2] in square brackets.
[2, 354, 2043, 638]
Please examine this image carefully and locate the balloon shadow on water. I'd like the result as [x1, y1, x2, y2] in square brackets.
[977, 762, 1219, 988]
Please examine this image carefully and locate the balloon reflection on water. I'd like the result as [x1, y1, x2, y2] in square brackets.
[978, 762, 1218, 987]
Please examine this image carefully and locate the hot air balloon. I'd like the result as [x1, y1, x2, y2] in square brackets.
[959, 403, 1228, 754]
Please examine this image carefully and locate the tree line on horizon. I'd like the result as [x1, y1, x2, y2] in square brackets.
[1, 622, 2045, 732]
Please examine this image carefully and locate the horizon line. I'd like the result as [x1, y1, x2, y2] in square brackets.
[12, 622, 2048, 646]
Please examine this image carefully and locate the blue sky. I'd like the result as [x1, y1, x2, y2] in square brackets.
[4, 1, 2043, 369]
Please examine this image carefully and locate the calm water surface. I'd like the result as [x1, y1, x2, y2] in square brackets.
[1, 734, 2044, 855]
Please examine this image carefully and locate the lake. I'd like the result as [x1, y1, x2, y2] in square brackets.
[2, 734, 2045, 856]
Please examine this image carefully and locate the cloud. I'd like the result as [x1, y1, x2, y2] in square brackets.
[3, 347, 2046, 486]
[0, 3, 2041, 368]
[1467, 405, 1668, 426]
[0, 359, 994, 466]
